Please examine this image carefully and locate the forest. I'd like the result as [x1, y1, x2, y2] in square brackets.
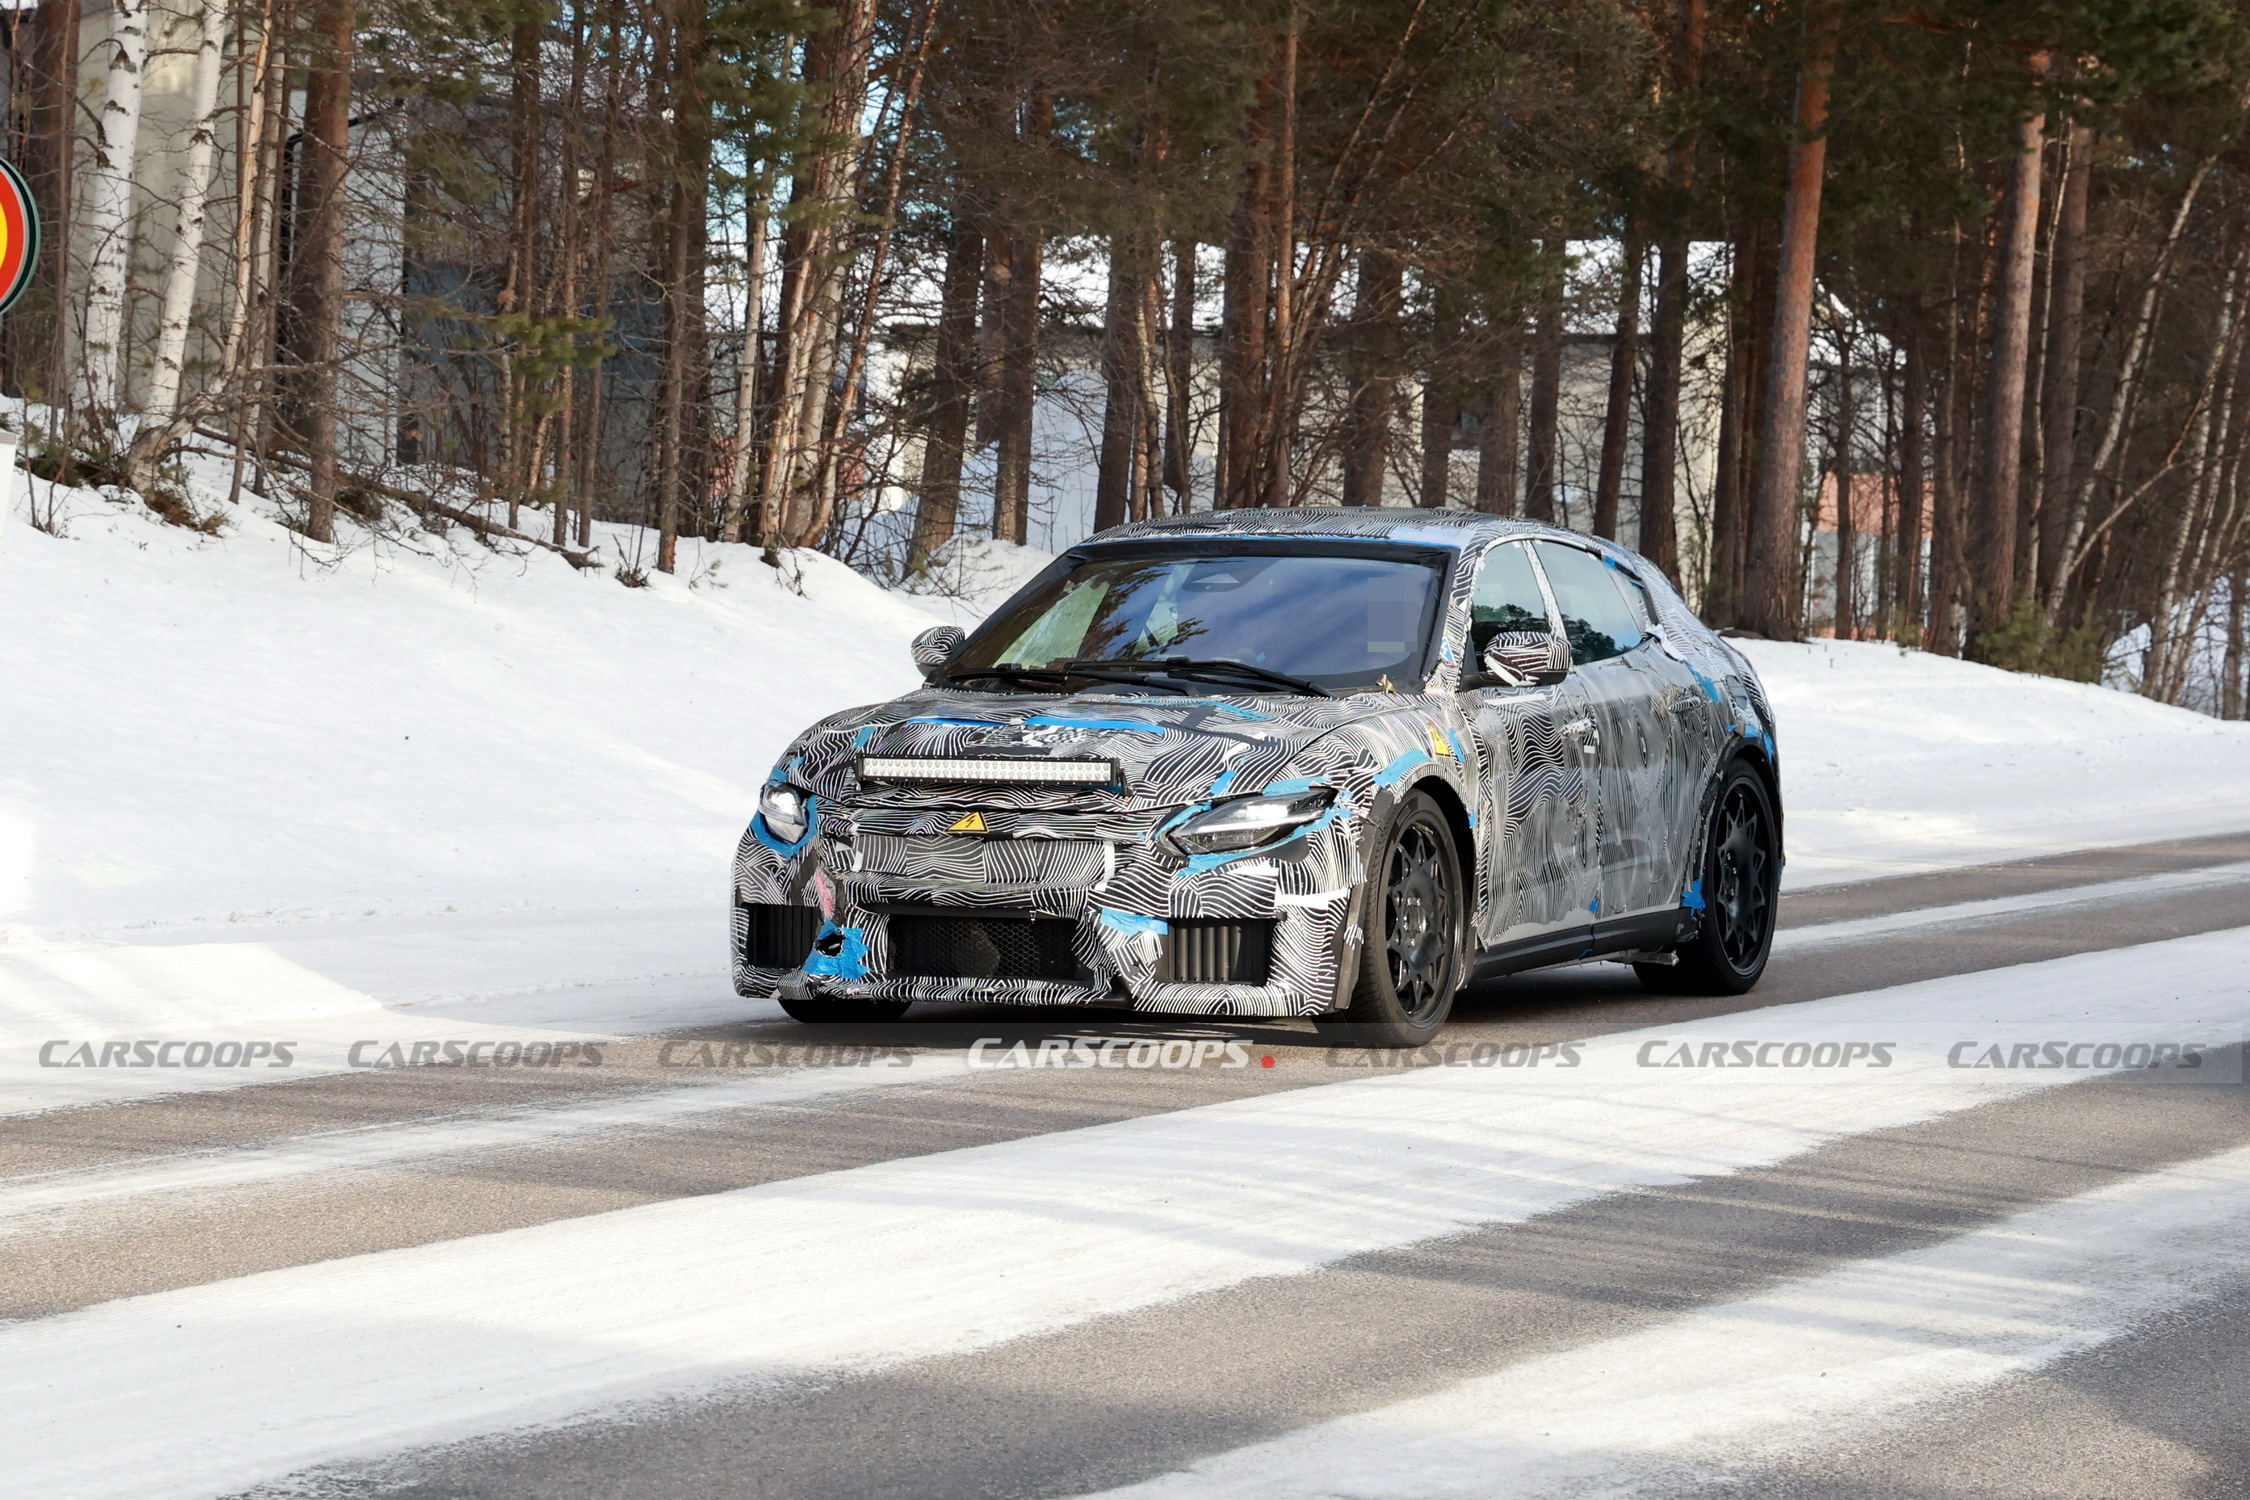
[6, 0, 2250, 713]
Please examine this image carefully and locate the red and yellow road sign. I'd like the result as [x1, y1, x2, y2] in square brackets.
[0, 157, 40, 317]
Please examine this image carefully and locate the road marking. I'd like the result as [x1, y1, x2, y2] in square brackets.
[1775, 857, 2250, 953]
[3, 928, 2244, 1500]
[1080, 1139, 2250, 1500]
[0, 1052, 976, 1233]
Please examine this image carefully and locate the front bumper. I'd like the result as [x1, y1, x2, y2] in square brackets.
[731, 808, 1363, 1018]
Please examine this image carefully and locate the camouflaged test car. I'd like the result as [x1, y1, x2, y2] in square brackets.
[733, 507, 1783, 1047]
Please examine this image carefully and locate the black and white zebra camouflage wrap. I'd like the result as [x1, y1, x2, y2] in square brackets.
[733, 508, 1779, 1019]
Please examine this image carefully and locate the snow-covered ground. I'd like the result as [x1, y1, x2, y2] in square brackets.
[1741, 637, 2250, 886]
[4, 461, 2248, 1112]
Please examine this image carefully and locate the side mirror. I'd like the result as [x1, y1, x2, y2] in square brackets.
[911, 624, 967, 677]
[1475, 630, 1572, 688]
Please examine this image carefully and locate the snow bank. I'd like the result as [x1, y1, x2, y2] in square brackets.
[1741, 637, 2250, 887]
[0, 463, 937, 940]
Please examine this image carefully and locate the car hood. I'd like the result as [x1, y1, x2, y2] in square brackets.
[775, 688, 1417, 814]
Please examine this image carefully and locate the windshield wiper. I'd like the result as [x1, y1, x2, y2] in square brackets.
[1084, 656, 1334, 698]
[944, 664, 1192, 695]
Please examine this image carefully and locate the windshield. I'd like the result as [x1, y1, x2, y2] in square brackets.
[951, 548, 1447, 693]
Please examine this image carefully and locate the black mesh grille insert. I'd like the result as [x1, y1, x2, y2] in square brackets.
[1159, 920, 1274, 984]
[738, 902, 823, 968]
[890, 913, 1081, 982]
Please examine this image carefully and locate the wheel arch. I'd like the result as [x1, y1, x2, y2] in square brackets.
[1401, 774, 1478, 894]
[1725, 737, 1785, 865]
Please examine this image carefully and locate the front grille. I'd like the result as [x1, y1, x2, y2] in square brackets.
[739, 902, 822, 968]
[889, 912, 1082, 982]
[1159, 920, 1274, 984]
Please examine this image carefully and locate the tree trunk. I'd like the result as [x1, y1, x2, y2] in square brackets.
[759, 0, 878, 547]
[1898, 326, 1927, 639]
[1709, 219, 1771, 625]
[1218, 78, 1275, 510]
[1830, 339, 1855, 639]
[1256, 13, 1299, 510]
[2224, 564, 2246, 718]
[720, 175, 770, 543]
[79, 0, 151, 414]
[1162, 237, 1196, 508]
[296, 0, 355, 543]
[908, 214, 981, 568]
[987, 88, 1051, 544]
[124, 0, 247, 489]
[1419, 296, 1459, 509]
[1095, 230, 1155, 532]
[1926, 286, 1970, 655]
[1967, 96, 2047, 653]
[2036, 124, 2094, 610]
[1524, 253, 1566, 523]
[1743, 0, 1841, 640]
[1593, 226, 1643, 540]
[653, 44, 708, 570]
[991, 225, 1043, 543]
[1638, 0, 1705, 576]
[1474, 320, 1523, 515]
[1341, 249, 1402, 506]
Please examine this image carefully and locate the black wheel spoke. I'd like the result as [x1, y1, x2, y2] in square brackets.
[1382, 818, 1455, 1023]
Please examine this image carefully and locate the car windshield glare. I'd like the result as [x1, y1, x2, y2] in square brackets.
[950, 550, 1445, 693]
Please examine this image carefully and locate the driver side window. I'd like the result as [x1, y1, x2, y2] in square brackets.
[1532, 541, 1646, 665]
[1469, 542, 1555, 659]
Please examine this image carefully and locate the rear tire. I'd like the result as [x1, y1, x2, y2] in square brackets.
[778, 998, 914, 1023]
[1636, 761, 1778, 996]
[1319, 790, 1466, 1048]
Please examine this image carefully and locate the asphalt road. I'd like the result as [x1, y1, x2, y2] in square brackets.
[5, 832, 2248, 1500]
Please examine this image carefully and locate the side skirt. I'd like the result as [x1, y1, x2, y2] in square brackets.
[1467, 906, 1694, 982]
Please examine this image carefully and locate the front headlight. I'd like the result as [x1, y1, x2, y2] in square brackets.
[759, 783, 810, 843]
[1167, 789, 1334, 856]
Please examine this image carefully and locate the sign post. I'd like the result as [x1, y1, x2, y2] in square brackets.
[0, 154, 39, 549]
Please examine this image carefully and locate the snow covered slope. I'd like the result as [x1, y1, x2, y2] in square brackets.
[0, 465, 937, 939]
[1742, 638, 2250, 887]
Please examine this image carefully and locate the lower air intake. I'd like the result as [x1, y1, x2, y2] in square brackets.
[738, 902, 822, 968]
[1159, 919, 1274, 984]
[890, 912, 1082, 982]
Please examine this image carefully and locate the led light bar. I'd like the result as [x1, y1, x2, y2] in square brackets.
[858, 756, 1117, 786]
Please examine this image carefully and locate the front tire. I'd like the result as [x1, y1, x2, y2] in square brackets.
[1321, 790, 1466, 1048]
[1637, 760, 1778, 995]
[778, 998, 914, 1023]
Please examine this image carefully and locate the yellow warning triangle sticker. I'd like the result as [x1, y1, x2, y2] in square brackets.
[1428, 725, 1455, 759]
[948, 811, 988, 833]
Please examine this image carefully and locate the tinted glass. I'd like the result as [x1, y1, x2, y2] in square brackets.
[954, 551, 1444, 692]
[1469, 542, 1553, 658]
[1532, 542, 1645, 665]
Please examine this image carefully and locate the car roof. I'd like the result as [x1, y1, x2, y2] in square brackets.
[1086, 506, 1590, 553]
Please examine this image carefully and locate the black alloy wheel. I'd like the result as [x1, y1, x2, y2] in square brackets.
[1637, 760, 1779, 996]
[1321, 790, 1466, 1048]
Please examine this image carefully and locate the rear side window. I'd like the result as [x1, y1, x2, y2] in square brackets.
[1469, 542, 1554, 659]
[1532, 542, 1646, 665]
